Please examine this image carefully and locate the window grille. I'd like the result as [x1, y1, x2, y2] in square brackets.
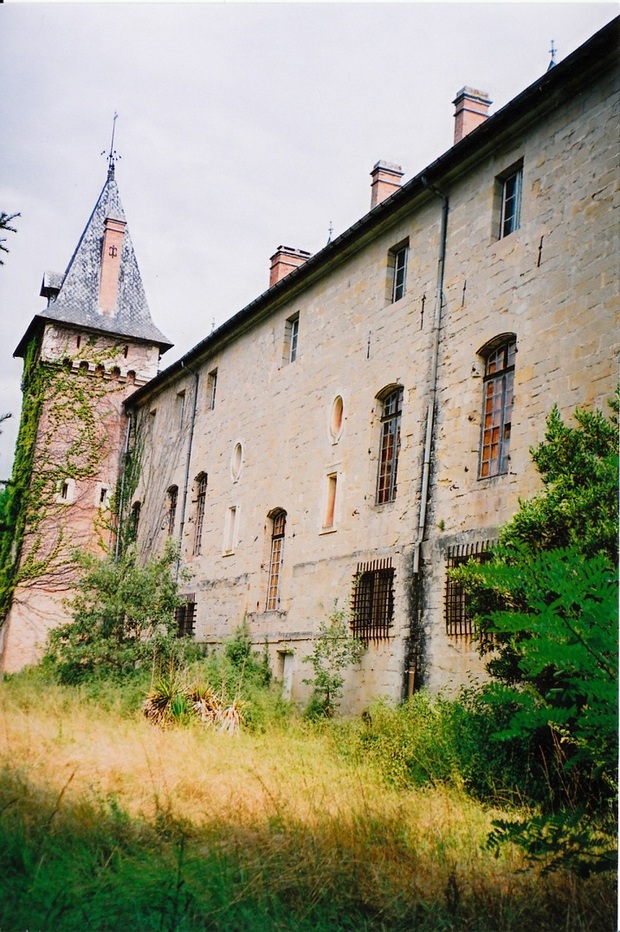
[480, 340, 516, 478]
[175, 599, 196, 638]
[193, 474, 207, 555]
[351, 558, 394, 641]
[445, 541, 493, 637]
[376, 387, 403, 504]
[266, 510, 286, 611]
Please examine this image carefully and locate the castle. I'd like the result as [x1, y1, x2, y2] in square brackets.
[1, 19, 618, 712]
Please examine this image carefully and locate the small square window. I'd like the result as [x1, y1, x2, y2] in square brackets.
[175, 599, 196, 638]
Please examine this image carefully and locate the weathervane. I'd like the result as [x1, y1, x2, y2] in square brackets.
[547, 40, 557, 71]
[101, 112, 121, 178]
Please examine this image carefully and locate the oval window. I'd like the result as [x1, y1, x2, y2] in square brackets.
[231, 442, 244, 481]
[330, 395, 344, 441]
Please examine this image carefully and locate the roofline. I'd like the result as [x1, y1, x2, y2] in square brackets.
[126, 15, 619, 409]
[14, 313, 173, 360]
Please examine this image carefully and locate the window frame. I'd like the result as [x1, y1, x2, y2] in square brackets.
[445, 542, 493, 638]
[283, 313, 300, 364]
[388, 241, 408, 304]
[478, 337, 516, 479]
[498, 163, 523, 239]
[193, 473, 208, 556]
[207, 369, 218, 410]
[175, 598, 196, 638]
[351, 558, 394, 641]
[167, 485, 178, 536]
[375, 386, 403, 505]
[266, 509, 286, 611]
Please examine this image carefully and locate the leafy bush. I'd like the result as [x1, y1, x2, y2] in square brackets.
[45, 540, 188, 684]
[303, 605, 365, 717]
[454, 395, 618, 874]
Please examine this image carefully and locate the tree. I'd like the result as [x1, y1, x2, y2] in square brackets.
[303, 604, 365, 717]
[45, 541, 185, 684]
[0, 212, 20, 265]
[454, 394, 618, 874]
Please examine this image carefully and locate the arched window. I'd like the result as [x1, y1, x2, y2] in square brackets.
[193, 473, 208, 555]
[129, 501, 141, 542]
[479, 336, 516, 478]
[266, 509, 286, 611]
[375, 386, 403, 504]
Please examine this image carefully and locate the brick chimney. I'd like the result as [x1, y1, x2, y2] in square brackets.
[99, 211, 126, 316]
[453, 87, 492, 144]
[269, 246, 312, 287]
[370, 161, 404, 209]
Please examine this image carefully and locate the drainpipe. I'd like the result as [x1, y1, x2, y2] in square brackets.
[114, 411, 133, 562]
[412, 178, 449, 574]
[177, 361, 200, 574]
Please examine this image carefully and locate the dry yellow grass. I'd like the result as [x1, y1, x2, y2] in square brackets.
[0, 678, 615, 930]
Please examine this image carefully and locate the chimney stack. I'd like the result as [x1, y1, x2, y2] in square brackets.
[370, 160, 404, 209]
[269, 246, 312, 287]
[453, 87, 492, 144]
[99, 210, 126, 316]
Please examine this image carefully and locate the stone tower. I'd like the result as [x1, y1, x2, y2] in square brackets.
[0, 163, 172, 672]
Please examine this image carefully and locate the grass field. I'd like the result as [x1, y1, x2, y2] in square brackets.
[0, 673, 615, 931]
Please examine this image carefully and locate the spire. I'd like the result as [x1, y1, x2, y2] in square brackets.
[547, 40, 557, 71]
[103, 112, 121, 180]
[15, 167, 172, 357]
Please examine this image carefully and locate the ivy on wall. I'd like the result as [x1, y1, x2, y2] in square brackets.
[0, 331, 133, 621]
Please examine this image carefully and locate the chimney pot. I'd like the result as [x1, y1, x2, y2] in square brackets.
[453, 87, 492, 144]
[269, 245, 312, 287]
[370, 160, 404, 209]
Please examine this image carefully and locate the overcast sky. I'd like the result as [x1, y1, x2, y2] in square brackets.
[0, 2, 616, 477]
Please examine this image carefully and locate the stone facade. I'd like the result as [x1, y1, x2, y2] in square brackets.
[1, 20, 618, 709]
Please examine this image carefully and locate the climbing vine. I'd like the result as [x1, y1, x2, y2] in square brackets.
[0, 330, 134, 621]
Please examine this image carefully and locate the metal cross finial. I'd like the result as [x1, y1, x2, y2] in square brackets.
[101, 112, 121, 178]
[327, 221, 334, 245]
[547, 40, 557, 71]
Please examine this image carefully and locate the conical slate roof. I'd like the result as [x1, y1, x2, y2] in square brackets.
[16, 170, 172, 356]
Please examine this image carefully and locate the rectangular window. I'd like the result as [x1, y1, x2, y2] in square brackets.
[376, 387, 403, 504]
[193, 474, 208, 556]
[175, 598, 196, 638]
[223, 505, 238, 554]
[445, 542, 493, 637]
[167, 486, 178, 536]
[351, 558, 394, 641]
[284, 313, 300, 364]
[323, 473, 337, 529]
[389, 243, 408, 303]
[479, 340, 516, 478]
[207, 369, 218, 410]
[499, 165, 522, 238]
[177, 391, 186, 428]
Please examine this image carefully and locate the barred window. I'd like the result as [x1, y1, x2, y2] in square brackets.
[351, 558, 394, 641]
[266, 510, 286, 611]
[175, 599, 196, 638]
[193, 473, 208, 556]
[445, 541, 493, 637]
[479, 338, 516, 478]
[376, 386, 403, 504]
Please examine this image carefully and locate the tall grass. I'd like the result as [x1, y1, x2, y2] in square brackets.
[0, 671, 615, 930]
